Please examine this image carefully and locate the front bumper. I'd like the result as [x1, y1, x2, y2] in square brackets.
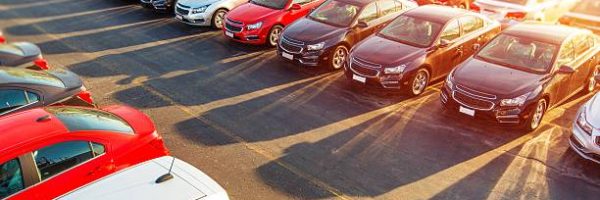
[175, 10, 211, 26]
[277, 46, 325, 67]
[223, 22, 267, 45]
[569, 114, 600, 164]
[343, 58, 406, 90]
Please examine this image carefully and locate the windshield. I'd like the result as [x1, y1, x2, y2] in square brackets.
[0, 68, 65, 88]
[476, 34, 558, 73]
[250, 0, 288, 10]
[309, 0, 360, 27]
[492, 0, 528, 5]
[47, 107, 134, 134]
[571, 0, 600, 15]
[378, 15, 442, 47]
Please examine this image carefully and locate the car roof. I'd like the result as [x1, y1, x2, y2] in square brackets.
[0, 67, 65, 88]
[0, 108, 68, 153]
[503, 23, 590, 45]
[404, 5, 470, 24]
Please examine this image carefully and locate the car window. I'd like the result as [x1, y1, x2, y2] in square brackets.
[476, 34, 558, 73]
[440, 20, 460, 41]
[460, 16, 484, 35]
[0, 89, 29, 113]
[309, 0, 361, 27]
[557, 40, 575, 66]
[0, 159, 24, 199]
[25, 91, 39, 103]
[378, 15, 443, 47]
[33, 141, 96, 180]
[357, 3, 378, 23]
[378, 0, 396, 16]
[46, 107, 134, 134]
[573, 34, 591, 57]
[91, 142, 106, 156]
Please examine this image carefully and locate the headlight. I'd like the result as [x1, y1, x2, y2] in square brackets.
[384, 64, 407, 75]
[246, 22, 263, 30]
[191, 5, 209, 14]
[445, 73, 454, 89]
[500, 92, 530, 107]
[307, 42, 324, 51]
[577, 109, 594, 135]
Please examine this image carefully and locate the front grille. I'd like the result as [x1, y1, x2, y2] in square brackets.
[176, 7, 189, 15]
[456, 84, 496, 100]
[452, 91, 495, 110]
[225, 23, 242, 33]
[226, 18, 243, 25]
[177, 3, 190, 8]
[350, 57, 380, 77]
[280, 36, 303, 53]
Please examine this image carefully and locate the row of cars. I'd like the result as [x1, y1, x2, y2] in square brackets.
[0, 35, 228, 198]
[134, 0, 600, 163]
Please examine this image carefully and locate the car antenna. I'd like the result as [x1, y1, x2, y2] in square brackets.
[155, 157, 176, 184]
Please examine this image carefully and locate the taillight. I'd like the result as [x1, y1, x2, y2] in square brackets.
[506, 12, 526, 20]
[33, 57, 49, 70]
[150, 132, 169, 155]
[0, 36, 4, 43]
[77, 90, 94, 105]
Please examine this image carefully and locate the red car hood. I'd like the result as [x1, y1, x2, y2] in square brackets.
[453, 58, 545, 97]
[102, 105, 156, 135]
[226, 3, 282, 24]
[352, 35, 426, 66]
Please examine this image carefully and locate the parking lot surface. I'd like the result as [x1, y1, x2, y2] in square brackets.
[1, 0, 599, 199]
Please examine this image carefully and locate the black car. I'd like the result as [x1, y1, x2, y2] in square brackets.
[140, 0, 176, 12]
[0, 42, 45, 68]
[278, 0, 417, 70]
[0, 67, 94, 116]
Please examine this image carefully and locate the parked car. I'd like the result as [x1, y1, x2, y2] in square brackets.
[441, 23, 600, 131]
[570, 75, 600, 164]
[0, 67, 93, 116]
[175, 0, 246, 29]
[0, 42, 47, 68]
[278, 0, 417, 70]
[473, 0, 571, 27]
[345, 5, 501, 95]
[223, 0, 326, 46]
[559, 0, 600, 35]
[57, 156, 229, 200]
[0, 106, 169, 199]
[140, 0, 176, 12]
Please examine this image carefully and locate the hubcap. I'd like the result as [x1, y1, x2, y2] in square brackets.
[412, 71, 428, 95]
[332, 47, 346, 69]
[531, 100, 545, 129]
[270, 27, 281, 46]
[589, 68, 598, 92]
[214, 11, 225, 29]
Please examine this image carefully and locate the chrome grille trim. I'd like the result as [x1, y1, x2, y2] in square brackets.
[280, 37, 303, 54]
[349, 57, 380, 78]
[452, 90, 495, 111]
[352, 56, 381, 69]
[456, 84, 497, 100]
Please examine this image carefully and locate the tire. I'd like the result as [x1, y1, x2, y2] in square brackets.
[211, 9, 228, 29]
[267, 25, 283, 47]
[406, 68, 430, 96]
[328, 45, 348, 70]
[584, 66, 599, 94]
[523, 99, 547, 132]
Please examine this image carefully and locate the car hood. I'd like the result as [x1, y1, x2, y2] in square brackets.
[352, 35, 426, 66]
[47, 67, 83, 89]
[57, 156, 228, 200]
[283, 18, 346, 43]
[453, 58, 544, 97]
[586, 93, 600, 128]
[178, 0, 220, 8]
[226, 3, 281, 23]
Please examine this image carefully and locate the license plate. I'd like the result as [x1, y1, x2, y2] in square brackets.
[281, 52, 293, 60]
[459, 106, 475, 117]
[175, 15, 183, 20]
[352, 74, 366, 83]
[225, 31, 234, 38]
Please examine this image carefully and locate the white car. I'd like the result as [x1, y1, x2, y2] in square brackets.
[570, 75, 600, 164]
[473, 0, 573, 26]
[57, 156, 229, 200]
[175, 0, 246, 29]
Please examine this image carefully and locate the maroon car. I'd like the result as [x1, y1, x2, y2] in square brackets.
[345, 5, 500, 96]
[441, 23, 600, 131]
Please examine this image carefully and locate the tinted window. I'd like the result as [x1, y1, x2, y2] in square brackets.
[46, 107, 134, 133]
[26, 91, 39, 103]
[309, 0, 360, 27]
[357, 3, 378, 23]
[440, 20, 460, 41]
[379, 0, 396, 16]
[477, 34, 558, 73]
[460, 16, 484, 34]
[378, 15, 443, 47]
[557, 41, 575, 65]
[0, 90, 28, 113]
[0, 68, 65, 88]
[0, 159, 24, 199]
[34, 141, 94, 180]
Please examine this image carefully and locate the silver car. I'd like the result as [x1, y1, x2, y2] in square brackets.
[570, 75, 600, 163]
[0, 42, 43, 67]
[174, 0, 246, 29]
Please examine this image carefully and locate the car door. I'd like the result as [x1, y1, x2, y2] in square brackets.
[550, 39, 576, 103]
[353, 2, 380, 42]
[0, 88, 42, 116]
[428, 19, 462, 80]
[568, 34, 596, 93]
[457, 15, 486, 64]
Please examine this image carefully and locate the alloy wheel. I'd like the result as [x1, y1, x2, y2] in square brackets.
[530, 99, 546, 130]
[213, 10, 227, 29]
[411, 69, 429, 96]
[269, 26, 282, 47]
[588, 68, 599, 92]
[331, 46, 347, 70]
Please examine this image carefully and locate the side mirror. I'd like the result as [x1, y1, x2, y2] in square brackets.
[595, 74, 600, 83]
[290, 3, 301, 10]
[438, 39, 451, 48]
[557, 65, 575, 74]
[356, 21, 368, 28]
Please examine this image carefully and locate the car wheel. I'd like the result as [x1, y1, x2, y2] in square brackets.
[267, 25, 283, 47]
[212, 9, 228, 29]
[329, 45, 348, 70]
[525, 99, 547, 131]
[585, 67, 599, 93]
[407, 68, 429, 96]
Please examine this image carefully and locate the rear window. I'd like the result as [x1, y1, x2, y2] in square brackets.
[0, 44, 24, 56]
[0, 68, 65, 88]
[46, 107, 134, 134]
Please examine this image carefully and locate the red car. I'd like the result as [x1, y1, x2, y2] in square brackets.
[0, 106, 168, 200]
[223, 0, 325, 46]
[0, 31, 5, 43]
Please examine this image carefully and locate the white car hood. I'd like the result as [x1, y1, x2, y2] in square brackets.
[586, 93, 600, 128]
[57, 156, 228, 200]
[178, 0, 220, 8]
